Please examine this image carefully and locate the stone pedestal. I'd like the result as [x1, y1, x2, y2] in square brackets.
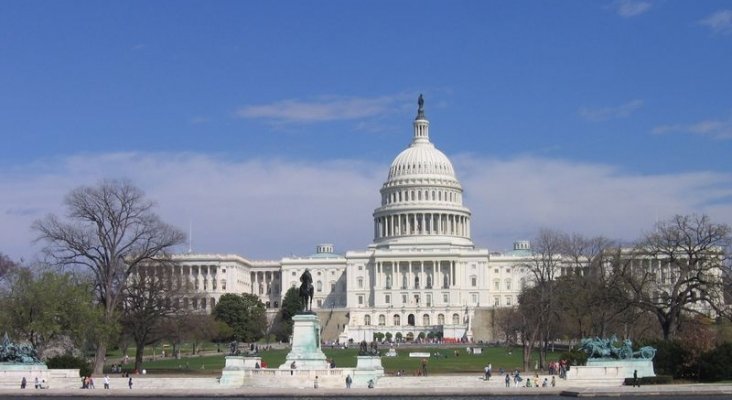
[586, 359, 656, 378]
[280, 313, 328, 370]
[351, 356, 384, 387]
[219, 356, 263, 386]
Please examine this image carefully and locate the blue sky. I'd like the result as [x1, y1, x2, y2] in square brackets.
[2, 1, 731, 261]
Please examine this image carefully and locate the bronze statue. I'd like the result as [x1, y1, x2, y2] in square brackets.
[299, 269, 314, 312]
[418, 94, 424, 113]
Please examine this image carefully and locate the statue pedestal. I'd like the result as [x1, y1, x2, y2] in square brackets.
[219, 356, 263, 386]
[351, 356, 384, 387]
[586, 359, 655, 378]
[280, 313, 328, 370]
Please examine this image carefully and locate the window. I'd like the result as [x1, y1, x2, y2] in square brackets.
[494, 296, 500, 306]
[414, 294, 420, 304]
[364, 315, 371, 326]
[358, 295, 364, 305]
[471, 293, 478, 304]
[358, 265, 363, 271]
[402, 294, 408, 304]
[494, 280, 500, 290]
[292, 271, 296, 276]
[471, 275, 477, 287]
[505, 279, 511, 290]
[426, 294, 432, 307]
[331, 281, 336, 291]
[494, 268, 499, 274]
[506, 296, 512, 306]
[317, 300, 322, 307]
[378, 314, 386, 325]
[423, 314, 430, 326]
[442, 293, 449, 304]
[357, 277, 363, 289]
[192, 298, 198, 309]
[438, 313, 445, 325]
[317, 281, 323, 292]
[385, 294, 391, 304]
[221, 280, 227, 290]
[394, 314, 401, 326]
[452, 313, 460, 324]
[520, 278, 526, 290]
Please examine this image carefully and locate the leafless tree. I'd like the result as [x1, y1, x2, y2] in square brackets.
[620, 214, 730, 340]
[33, 179, 185, 373]
[524, 228, 565, 370]
[0, 252, 18, 284]
[121, 262, 189, 372]
[558, 235, 632, 338]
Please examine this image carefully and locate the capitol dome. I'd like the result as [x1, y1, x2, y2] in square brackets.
[388, 141, 456, 180]
[372, 95, 473, 250]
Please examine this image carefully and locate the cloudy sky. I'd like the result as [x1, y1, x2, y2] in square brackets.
[2, 1, 731, 262]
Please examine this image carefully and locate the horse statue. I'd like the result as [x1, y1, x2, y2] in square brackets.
[299, 269, 314, 312]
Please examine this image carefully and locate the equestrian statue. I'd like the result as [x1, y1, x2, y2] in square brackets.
[299, 268, 314, 313]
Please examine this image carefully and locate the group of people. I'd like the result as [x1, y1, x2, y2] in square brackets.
[547, 360, 570, 378]
[20, 376, 47, 389]
[505, 370, 556, 388]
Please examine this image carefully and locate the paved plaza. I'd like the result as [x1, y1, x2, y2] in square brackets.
[0, 374, 730, 397]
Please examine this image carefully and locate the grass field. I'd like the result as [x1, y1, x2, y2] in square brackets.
[128, 345, 561, 375]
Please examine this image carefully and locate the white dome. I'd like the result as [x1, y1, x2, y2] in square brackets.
[388, 142, 456, 180]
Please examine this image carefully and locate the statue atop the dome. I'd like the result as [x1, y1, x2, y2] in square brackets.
[417, 94, 425, 119]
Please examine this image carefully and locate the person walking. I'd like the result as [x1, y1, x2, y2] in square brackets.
[128, 376, 133, 389]
[20, 377, 26, 389]
[633, 369, 639, 387]
[313, 376, 319, 389]
[345, 374, 352, 388]
[505, 374, 511, 388]
[104, 375, 110, 389]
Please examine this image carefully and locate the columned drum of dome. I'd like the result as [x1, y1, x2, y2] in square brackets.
[372, 96, 473, 249]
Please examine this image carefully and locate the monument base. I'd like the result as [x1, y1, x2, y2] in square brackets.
[351, 356, 384, 388]
[279, 313, 328, 370]
[219, 356, 263, 386]
[586, 359, 655, 378]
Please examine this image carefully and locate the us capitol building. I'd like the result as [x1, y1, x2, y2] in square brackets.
[167, 98, 567, 342]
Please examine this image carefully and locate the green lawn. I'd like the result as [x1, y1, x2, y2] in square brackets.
[131, 345, 560, 375]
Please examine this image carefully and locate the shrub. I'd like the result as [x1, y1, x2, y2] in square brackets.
[46, 354, 92, 377]
[698, 342, 732, 382]
[640, 340, 695, 379]
[559, 348, 587, 366]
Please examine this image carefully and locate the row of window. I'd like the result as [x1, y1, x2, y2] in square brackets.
[362, 313, 462, 326]
[383, 188, 461, 205]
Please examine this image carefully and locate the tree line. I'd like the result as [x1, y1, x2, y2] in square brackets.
[494, 215, 732, 375]
[0, 180, 300, 375]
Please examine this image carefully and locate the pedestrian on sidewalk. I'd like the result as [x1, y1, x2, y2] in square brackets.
[128, 376, 133, 389]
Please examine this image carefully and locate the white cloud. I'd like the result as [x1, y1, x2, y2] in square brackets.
[579, 99, 644, 122]
[609, 0, 652, 18]
[653, 115, 732, 140]
[235, 94, 409, 123]
[2, 152, 731, 262]
[699, 10, 732, 35]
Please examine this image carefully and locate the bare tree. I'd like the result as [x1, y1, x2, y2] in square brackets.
[620, 214, 730, 340]
[33, 179, 185, 373]
[524, 228, 565, 370]
[121, 262, 188, 372]
[558, 235, 633, 338]
[0, 252, 18, 284]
